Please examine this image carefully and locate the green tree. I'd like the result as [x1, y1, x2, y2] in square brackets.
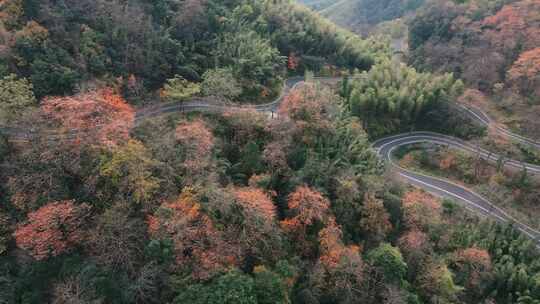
[0, 74, 36, 124]
[418, 260, 461, 303]
[29, 47, 80, 98]
[214, 28, 285, 84]
[79, 25, 109, 75]
[344, 60, 461, 137]
[174, 270, 257, 304]
[201, 68, 242, 100]
[161, 75, 201, 102]
[253, 266, 290, 304]
[367, 243, 408, 284]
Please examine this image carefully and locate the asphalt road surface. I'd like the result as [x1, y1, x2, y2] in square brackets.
[372, 132, 540, 243]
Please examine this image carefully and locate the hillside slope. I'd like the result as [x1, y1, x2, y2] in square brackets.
[300, 0, 425, 34]
[0, 0, 387, 102]
[1, 1, 540, 304]
[409, 0, 540, 138]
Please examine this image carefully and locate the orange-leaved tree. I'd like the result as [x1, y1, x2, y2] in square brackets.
[310, 217, 364, 301]
[318, 218, 363, 270]
[398, 229, 429, 255]
[233, 187, 276, 222]
[41, 88, 135, 148]
[14, 200, 91, 260]
[232, 187, 282, 260]
[288, 53, 300, 71]
[481, 1, 540, 52]
[359, 193, 392, 243]
[507, 48, 540, 98]
[282, 185, 331, 231]
[175, 118, 215, 175]
[402, 189, 442, 231]
[281, 185, 331, 256]
[277, 84, 338, 143]
[398, 229, 430, 275]
[452, 247, 492, 291]
[147, 188, 238, 280]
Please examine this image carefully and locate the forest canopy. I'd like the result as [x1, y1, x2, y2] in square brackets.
[0, 0, 539, 303]
[0, 0, 388, 102]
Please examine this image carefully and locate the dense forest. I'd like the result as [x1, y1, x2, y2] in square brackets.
[408, 0, 540, 138]
[303, 0, 540, 138]
[0, 0, 387, 103]
[1, 0, 540, 303]
[340, 60, 470, 137]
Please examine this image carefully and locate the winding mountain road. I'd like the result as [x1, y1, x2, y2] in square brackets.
[0, 77, 309, 141]
[372, 132, 540, 243]
[455, 103, 540, 149]
[1, 76, 540, 243]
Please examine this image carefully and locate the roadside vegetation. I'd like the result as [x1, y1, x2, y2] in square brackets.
[0, 0, 540, 303]
[397, 144, 540, 230]
[409, 0, 540, 140]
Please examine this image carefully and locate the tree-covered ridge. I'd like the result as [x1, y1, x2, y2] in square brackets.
[2, 78, 540, 303]
[408, 0, 540, 137]
[299, 0, 425, 35]
[0, 0, 386, 101]
[1, 0, 540, 303]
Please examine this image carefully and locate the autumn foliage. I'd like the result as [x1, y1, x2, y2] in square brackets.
[507, 47, 540, 98]
[402, 189, 442, 230]
[41, 88, 135, 147]
[147, 189, 237, 280]
[398, 229, 429, 254]
[280, 186, 331, 256]
[318, 218, 362, 269]
[359, 193, 392, 242]
[281, 185, 330, 231]
[453, 247, 492, 289]
[278, 84, 336, 137]
[439, 152, 456, 170]
[417, 260, 460, 301]
[455, 248, 491, 271]
[311, 218, 364, 299]
[175, 119, 215, 172]
[233, 187, 276, 222]
[230, 187, 283, 259]
[14, 200, 90, 260]
[482, 0, 540, 51]
[287, 52, 300, 70]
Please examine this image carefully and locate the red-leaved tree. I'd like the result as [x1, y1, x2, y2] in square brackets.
[281, 185, 331, 256]
[41, 88, 135, 148]
[282, 185, 331, 230]
[402, 189, 442, 231]
[507, 47, 540, 98]
[147, 188, 238, 280]
[175, 119, 215, 176]
[232, 187, 282, 260]
[310, 217, 364, 301]
[14, 200, 91, 260]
